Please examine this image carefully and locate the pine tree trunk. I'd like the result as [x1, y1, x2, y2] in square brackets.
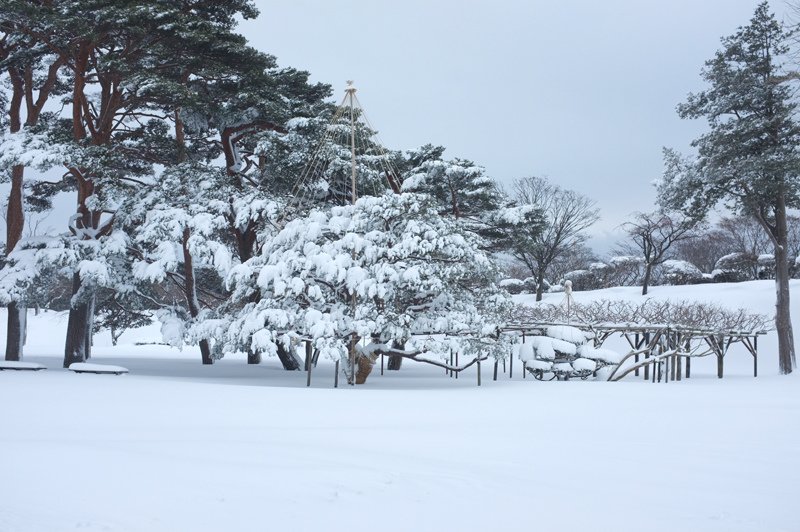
[4, 164, 26, 361]
[5, 302, 24, 362]
[387, 355, 403, 370]
[774, 199, 796, 374]
[642, 263, 653, 296]
[535, 270, 546, 302]
[387, 340, 405, 370]
[64, 273, 91, 368]
[247, 349, 262, 365]
[183, 227, 214, 365]
[84, 293, 95, 360]
[199, 339, 213, 365]
[276, 342, 301, 370]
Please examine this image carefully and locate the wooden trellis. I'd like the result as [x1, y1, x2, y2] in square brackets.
[501, 322, 767, 382]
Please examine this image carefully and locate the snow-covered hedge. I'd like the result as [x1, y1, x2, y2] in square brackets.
[661, 259, 703, 285]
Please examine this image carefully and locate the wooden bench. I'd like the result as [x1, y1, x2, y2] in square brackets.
[68, 363, 129, 375]
[0, 361, 47, 371]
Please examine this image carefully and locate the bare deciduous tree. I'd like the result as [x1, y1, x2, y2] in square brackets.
[621, 212, 697, 295]
[510, 176, 600, 301]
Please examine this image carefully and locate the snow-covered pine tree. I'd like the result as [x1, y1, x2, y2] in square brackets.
[659, 2, 800, 373]
[219, 192, 508, 384]
[401, 147, 545, 251]
[0, 17, 66, 361]
[117, 163, 238, 364]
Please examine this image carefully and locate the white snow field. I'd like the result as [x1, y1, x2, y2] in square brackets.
[1, 280, 798, 532]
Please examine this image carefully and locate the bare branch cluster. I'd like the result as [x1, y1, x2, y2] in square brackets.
[511, 299, 770, 333]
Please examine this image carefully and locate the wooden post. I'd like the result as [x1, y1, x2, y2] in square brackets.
[512, 331, 523, 379]
[449, 350, 453, 377]
[634, 332, 640, 376]
[334, 360, 339, 388]
[305, 341, 312, 387]
[493, 359, 498, 381]
[523, 359, 527, 379]
[670, 354, 676, 382]
[686, 355, 691, 379]
[455, 351, 459, 379]
[676, 354, 682, 381]
[380, 353, 384, 375]
[477, 357, 481, 387]
[664, 356, 669, 384]
[643, 333, 650, 381]
[753, 335, 758, 377]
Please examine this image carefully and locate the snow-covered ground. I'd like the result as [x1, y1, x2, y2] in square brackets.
[1, 280, 798, 532]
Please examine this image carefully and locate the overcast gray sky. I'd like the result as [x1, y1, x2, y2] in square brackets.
[242, 0, 793, 252]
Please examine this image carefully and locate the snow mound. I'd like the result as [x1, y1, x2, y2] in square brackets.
[519, 336, 577, 361]
[572, 358, 597, 372]
[546, 325, 589, 345]
[577, 344, 623, 364]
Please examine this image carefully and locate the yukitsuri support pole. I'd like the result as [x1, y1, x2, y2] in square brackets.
[455, 351, 459, 379]
[477, 357, 481, 387]
[493, 359, 498, 381]
[523, 360, 527, 379]
[306, 341, 312, 387]
[334, 360, 339, 388]
[380, 353, 384, 376]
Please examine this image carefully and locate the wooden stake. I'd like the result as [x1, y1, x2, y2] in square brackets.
[334, 360, 339, 388]
[306, 341, 312, 387]
[754, 336, 758, 377]
[493, 360, 498, 381]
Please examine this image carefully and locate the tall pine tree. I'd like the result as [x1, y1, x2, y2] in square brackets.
[660, 2, 799, 373]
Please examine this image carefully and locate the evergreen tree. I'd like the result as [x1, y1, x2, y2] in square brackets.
[659, 2, 799, 373]
[218, 192, 508, 384]
[0, 12, 66, 360]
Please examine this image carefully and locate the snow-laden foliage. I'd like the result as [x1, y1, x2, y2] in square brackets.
[116, 162, 284, 354]
[662, 259, 703, 285]
[514, 325, 620, 380]
[0, 231, 130, 306]
[216, 192, 509, 377]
